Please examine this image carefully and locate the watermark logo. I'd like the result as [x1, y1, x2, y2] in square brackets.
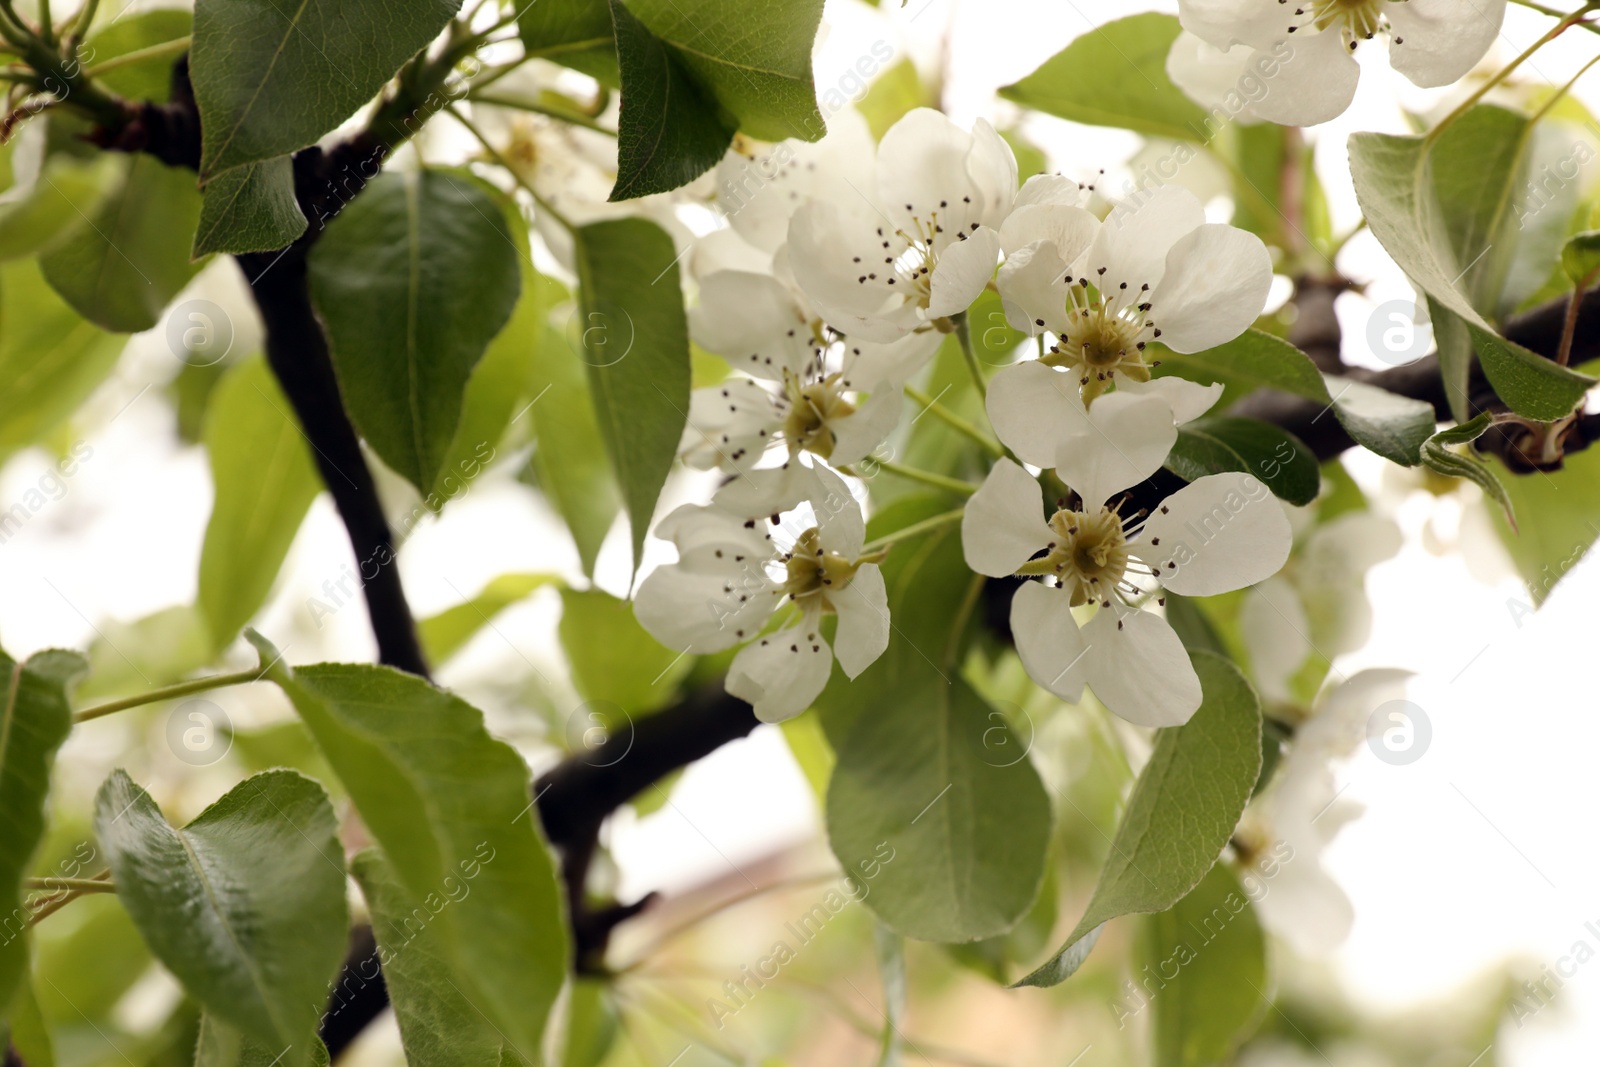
[1366, 699, 1431, 766]
[165, 299, 236, 367]
[166, 698, 232, 766]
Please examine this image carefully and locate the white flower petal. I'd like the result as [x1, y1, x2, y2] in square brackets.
[1178, 0, 1284, 51]
[839, 330, 942, 393]
[634, 565, 777, 654]
[1053, 390, 1179, 508]
[717, 111, 878, 253]
[1253, 861, 1355, 956]
[829, 386, 903, 467]
[788, 200, 917, 342]
[654, 501, 774, 568]
[967, 118, 1019, 228]
[877, 108, 985, 237]
[1237, 577, 1312, 705]
[711, 463, 819, 522]
[995, 243, 1072, 335]
[962, 458, 1052, 577]
[985, 361, 1080, 467]
[691, 228, 772, 277]
[1166, 31, 1262, 119]
[1014, 173, 1090, 210]
[810, 463, 867, 558]
[926, 225, 1000, 319]
[691, 271, 814, 380]
[1011, 581, 1089, 702]
[1306, 668, 1412, 757]
[680, 380, 776, 471]
[1247, 30, 1360, 127]
[832, 563, 889, 678]
[1136, 472, 1293, 596]
[1087, 185, 1206, 295]
[1386, 0, 1506, 88]
[727, 623, 835, 722]
[1114, 376, 1225, 425]
[997, 203, 1101, 259]
[1082, 608, 1203, 727]
[1148, 223, 1273, 353]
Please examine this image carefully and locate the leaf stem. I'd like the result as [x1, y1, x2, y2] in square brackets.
[74, 667, 267, 724]
[25, 869, 112, 926]
[24, 876, 115, 893]
[466, 90, 616, 135]
[845, 459, 977, 495]
[1427, 4, 1598, 145]
[1510, 0, 1600, 32]
[446, 103, 578, 233]
[902, 384, 1003, 457]
[81, 35, 190, 78]
[1558, 262, 1600, 365]
[1529, 50, 1600, 125]
[861, 507, 965, 553]
[952, 312, 987, 402]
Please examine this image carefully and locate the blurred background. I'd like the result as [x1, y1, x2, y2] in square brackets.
[5, 0, 1600, 1063]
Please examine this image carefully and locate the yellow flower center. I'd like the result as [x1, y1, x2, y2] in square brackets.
[781, 527, 866, 611]
[781, 370, 856, 459]
[1041, 295, 1154, 404]
[1019, 506, 1131, 607]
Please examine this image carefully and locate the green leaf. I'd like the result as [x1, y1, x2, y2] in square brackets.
[818, 497, 1048, 943]
[872, 924, 906, 1067]
[86, 9, 194, 101]
[571, 217, 691, 570]
[0, 154, 121, 261]
[1420, 413, 1514, 527]
[1561, 229, 1600, 284]
[1152, 329, 1327, 403]
[247, 634, 570, 1059]
[428, 192, 540, 505]
[562, 979, 619, 1067]
[1138, 863, 1266, 1066]
[193, 157, 306, 256]
[94, 769, 347, 1066]
[518, 0, 618, 85]
[1015, 651, 1261, 988]
[1492, 443, 1600, 606]
[1323, 374, 1438, 467]
[608, 0, 735, 200]
[5, 974, 54, 1067]
[527, 315, 621, 578]
[1166, 417, 1320, 506]
[857, 58, 926, 141]
[39, 155, 205, 332]
[0, 648, 85, 1016]
[76, 605, 213, 701]
[308, 169, 522, 494]
[622, 0, 824, 143]
[198, 357, 321, 652]
[559, 587, 692, 713]
[999, 14, 1208, 143]
[1348, 120, 1597, 422]
[420, 573, 560, 664]
[351, 850, 517, 1067]
[196, 1016, 330, 1067]
[828, 672, 1051, 943]
[0, 259, 124, 461]
[191, 0, 459, 177]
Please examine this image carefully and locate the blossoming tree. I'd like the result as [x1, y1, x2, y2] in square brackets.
[0, 0, 1592, 1062]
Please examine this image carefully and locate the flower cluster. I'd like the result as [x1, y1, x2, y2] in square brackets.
[636, 107, 1287, 726]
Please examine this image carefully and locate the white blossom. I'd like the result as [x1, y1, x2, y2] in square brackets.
[962, 381, 1291, 726]
[633, 464, 889, 722]
[1237, 670, 1412, 955]
[1239, 503, 1402, 705]
[993, 184, 1269, 419]
[683, 266, 940, 472]
[787, 108, 1019, 342]
[1168, 0, 1508, 127]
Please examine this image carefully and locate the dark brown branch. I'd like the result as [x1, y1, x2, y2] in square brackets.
[1232, 288, 1600, 470]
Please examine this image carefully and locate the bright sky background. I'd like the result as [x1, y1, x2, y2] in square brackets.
[5, 0, 1600, 1061]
